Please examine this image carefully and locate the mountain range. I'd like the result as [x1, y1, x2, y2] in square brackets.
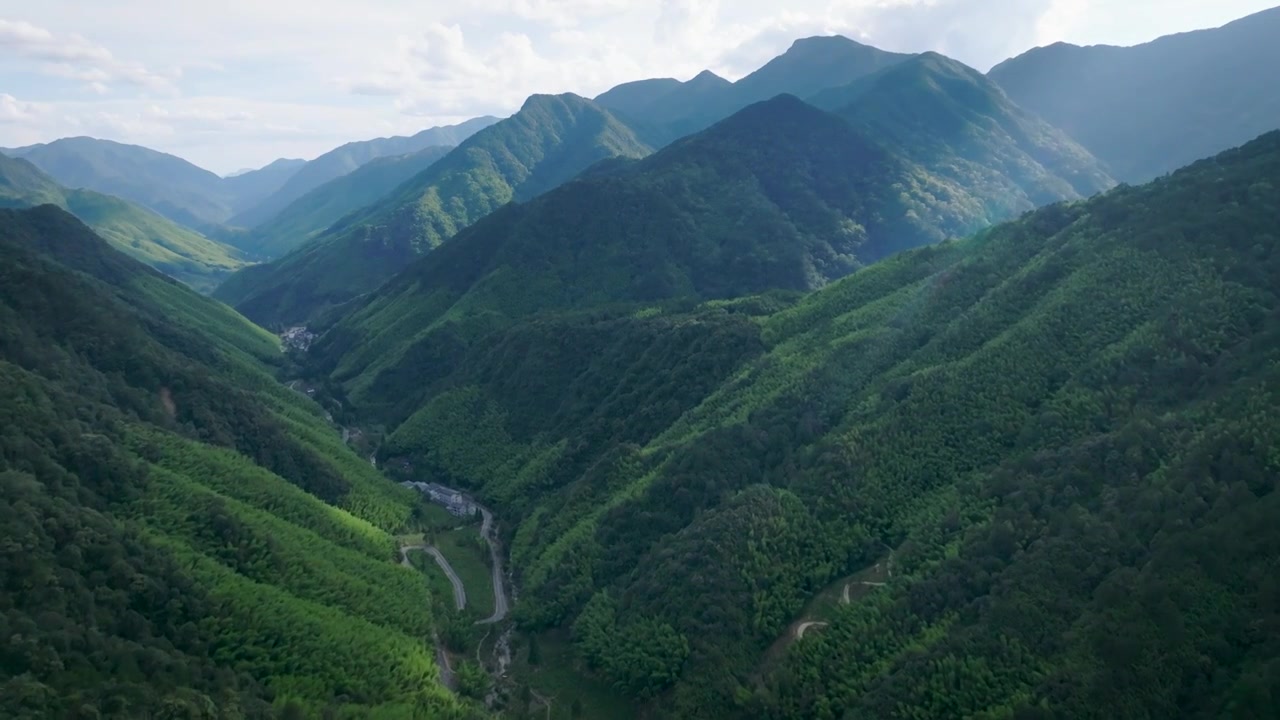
[239, 144, 455, 259]
[0, 152, 247, 291]
[597, 36, 912, 144]
[988, 5, 1280, 181]
[221, 50, 1111, 329]
[214, 93, 654, 326]
[2, 8, 1280, 719]
[313, 128, 1280, 720]
[228, 115, 500, 229]
[1, 117, 498, 237]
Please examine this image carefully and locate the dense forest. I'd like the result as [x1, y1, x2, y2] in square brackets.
[214, 94, 653, 327]
[0, 206, 483, 718]
[302, 131, 1280, 718]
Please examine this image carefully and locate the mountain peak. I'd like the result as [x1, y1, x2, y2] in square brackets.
[520, 92, 591, 112]
[689, 69, 730, 86]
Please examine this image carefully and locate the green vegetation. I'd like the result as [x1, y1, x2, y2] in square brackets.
[230, 116, 499, 229]
[988, 6, 1280, 181]
[216, 93, 654, 326]
[509, 630, 637, 720]
[434, 526, 496, 620]
[311, 89, 1107, 425]
[243, 145, 453, 258]
[306, 131, 1280, 718]
[5, 136, 251, 229]
[0, 205, 479, 718]
[0, 153, 250, 291]
[823, 52, 1113, 209]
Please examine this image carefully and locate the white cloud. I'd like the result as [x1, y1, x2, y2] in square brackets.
[0, 93, 48, 124]
[0, 18, 177, 93]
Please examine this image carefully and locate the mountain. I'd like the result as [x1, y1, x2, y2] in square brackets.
[596, 36, 910, 144]
[0, 120, 497, 235]
[308, 89, 1108, 423]
[215, 94, 652, 326]
[4, 136, 238, 228]
[821, 52, 1113, 212]
[0, 153, 248, 291]
[988, 6, 1280, 181]
[0, 204, 481, 718]
[229, 116, 500, 229]
[306, 131, 1280, 718]
[242, 145, 454, 258]
[220, 156, 307, 208]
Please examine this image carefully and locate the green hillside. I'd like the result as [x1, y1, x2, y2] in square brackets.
[4, 136, 239, 228]
[230, 116, 499, 229]
[0, 205, 481, 719]
[244, 145, 453, 258]
[216, 93, 653, 327]
[988, 6, 1280, 181]
[0, 153, 249, 292]
[826, 53, 1114, 213]
[302, 131, 1280, 718]
[310, 85, 1112, 419]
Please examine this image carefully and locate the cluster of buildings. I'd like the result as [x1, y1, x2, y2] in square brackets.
[403, 481, 477, 517]
[280, 326, 316, 352]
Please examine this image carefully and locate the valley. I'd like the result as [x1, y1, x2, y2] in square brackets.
[3, 6, 1280, 720]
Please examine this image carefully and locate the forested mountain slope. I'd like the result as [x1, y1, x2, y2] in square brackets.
[988, 6, 1280, 181]
[215, 93, 652, 327]
[305, 132, 1280, 718]
[822, 53, 1113, 210]
[4, 136, 244, 228]
[0, 153, 249, 292]
[0, 206, 480, 719]
[596, 35, 910, 145]
[242, 145, 453, 258]
[308, 90, 1110, 421]
[229, 116, 498, 229]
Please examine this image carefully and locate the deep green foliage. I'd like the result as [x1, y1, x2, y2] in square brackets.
[311, 89, 1107, 425]
[0, 206, 478, 718]
[0, 153, 249, 291]
[310, 131, 1280, 718]
[216, 94, 652, 326]
[988, 6, 1280, 181]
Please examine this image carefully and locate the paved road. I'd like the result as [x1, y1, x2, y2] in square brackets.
[795, 621, 828, 639]
[476, 506, 509, 624]
[401, 544, 467, 610]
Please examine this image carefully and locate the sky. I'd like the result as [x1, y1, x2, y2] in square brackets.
[1, 0, 1275, 174]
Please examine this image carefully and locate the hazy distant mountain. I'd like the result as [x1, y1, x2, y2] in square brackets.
[244, 145, 453, 258]
[820, 53, 1113, 214]
[216, 94, 650, 326]
[0, 153, 248, 291]
[4, 137, 238, 229]
[229, 116, 500, 228]
[221, 157, 306, 209]
[596, 36, 910, 144]
[988, 6, 1280, 181]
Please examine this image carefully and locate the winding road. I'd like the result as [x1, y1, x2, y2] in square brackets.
[401, 544, 467, 611]
[476, 506, 509, 624]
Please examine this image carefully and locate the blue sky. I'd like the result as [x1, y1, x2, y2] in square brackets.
[1, 0, 1274, 173]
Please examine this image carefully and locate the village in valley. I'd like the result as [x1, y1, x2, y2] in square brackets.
[403, 481, 478, 517]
